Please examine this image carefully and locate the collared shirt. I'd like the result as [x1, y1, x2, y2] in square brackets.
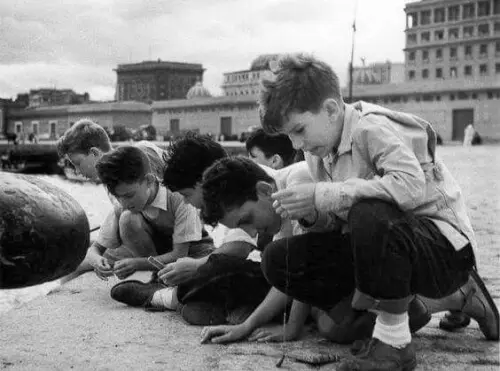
[307, 102, 476, 251]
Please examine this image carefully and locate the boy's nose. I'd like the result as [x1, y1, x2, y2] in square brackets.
[289, 135, 303, 150]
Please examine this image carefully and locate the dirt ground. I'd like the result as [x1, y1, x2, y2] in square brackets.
[0, 145, 499, 370]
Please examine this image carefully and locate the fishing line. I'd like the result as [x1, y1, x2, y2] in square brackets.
[276, 235, 289, 368]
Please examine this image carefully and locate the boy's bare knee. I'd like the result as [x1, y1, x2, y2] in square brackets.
[119, 211, 146, 233]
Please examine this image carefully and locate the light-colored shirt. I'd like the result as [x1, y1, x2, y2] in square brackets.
[308, 101, 475, 251]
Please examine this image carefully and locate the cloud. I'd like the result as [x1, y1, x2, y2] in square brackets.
[0, 0, 407, 100]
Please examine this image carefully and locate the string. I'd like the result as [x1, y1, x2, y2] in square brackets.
[276, 236, 289, 368]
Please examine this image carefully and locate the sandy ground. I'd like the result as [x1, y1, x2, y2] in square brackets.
[1, 145, 499, 370]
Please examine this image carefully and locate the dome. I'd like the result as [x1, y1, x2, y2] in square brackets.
[186, 82, 212, 99]
[250, 54, 281, 71]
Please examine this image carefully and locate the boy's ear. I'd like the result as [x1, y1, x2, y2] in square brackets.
[323, 98, 340, 119]
[256, 181, 275, 197]
[89, 147, 102, 157]
[270, 154, 284, 170]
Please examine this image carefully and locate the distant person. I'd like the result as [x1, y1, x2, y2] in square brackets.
[463, 124, 475, 146]
[245, 128, 297, 170]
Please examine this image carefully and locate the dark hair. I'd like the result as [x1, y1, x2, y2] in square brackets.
[259, 53, 341, 133]
[56, 119, 111, 157]
[201, 156, 274, 226]
[245, 128, 296, 167]
[163, 131, 227, 191]
[96, 145, 151, 194]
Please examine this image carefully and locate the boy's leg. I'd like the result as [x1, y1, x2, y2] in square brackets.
[339, 199, 497, 371]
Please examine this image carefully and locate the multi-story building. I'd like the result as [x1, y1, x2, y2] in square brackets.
[221, 54, 277, 96]
[405, 0, 500, 82]
[28, 88, 90, 108]
[115, 60, 204, 102]
[352, 61, 405, 85]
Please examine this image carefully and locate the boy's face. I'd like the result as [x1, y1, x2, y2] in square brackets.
[176, 183, 203, 209]
[68, 148, 102, 180]
[281, 99, 343, 158]
[218, 182, 282, 237]
[248, 147, 282, 170]
[112, 177, 153, 212]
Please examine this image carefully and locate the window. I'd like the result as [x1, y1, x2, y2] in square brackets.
[449, 28, 459, 39]
[434, 8, 445, 22]
[422, 50, 429, 62]
[434, 30, 444, 40]
[421, 32, 430, 42]
[480, 44, 488, 56]
[436, 68, 443, 78]
[450, 67, 458, 78]
[495, 0, 500, 14]
[436, 48, 443, 60]
[463, 26, 474, 38]
[450, 94, 455, 101]
[478, 24, 490, 36]
[496, 41, 500, 54]
[472, 93, 478, 99]
[407, 33, 417, 44]
[478, 1, 491, 16]
[465, 45, 473, 58]
[480, 64, 488, 75]
[408, 51, 416, 61]
[495, 22, 500, 34]
[422, 69, 429, 79]
[496, 63, 500, 73]
[409, 70, 416, 80]
[170, 118, 180, 133]
[408, 12, 418, 28]
[464, 65, 473, 76]
[421, 10, 431, 25]
[458, 92, 469, 100]
[450, 47, 457, 58]
[448, 6, 459, 21]
[463, 3, 475, 19]
[436, 95, 441, 101]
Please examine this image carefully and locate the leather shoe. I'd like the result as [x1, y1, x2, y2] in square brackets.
[459, 270, 499, 341]
[340, 338, 416, 371]
[110, 280, 165, 307]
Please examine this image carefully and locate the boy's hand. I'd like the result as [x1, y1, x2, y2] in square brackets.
[89, 255, 114, 281]
[200, 323, 251, 344]
[248, 324, 297, 343]
[158, 257, 201, 286]
[113, 258, 139, 279]
[272, 184, 317, 220]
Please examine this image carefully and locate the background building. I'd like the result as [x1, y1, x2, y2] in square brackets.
[349, 0, 500, 141]
[352, 61, 405, 85]
[221, 54, 277, 96]
[27, 88, 90, 108]
[115, 60, 204, 102]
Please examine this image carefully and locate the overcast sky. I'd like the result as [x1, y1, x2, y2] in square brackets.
[0, 0, 410, 101]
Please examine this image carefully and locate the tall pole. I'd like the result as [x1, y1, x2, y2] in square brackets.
[348, 0, 358, 103]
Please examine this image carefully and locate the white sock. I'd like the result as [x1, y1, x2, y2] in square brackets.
[150, 287, 178, 310]
[372, 313, 411, 349]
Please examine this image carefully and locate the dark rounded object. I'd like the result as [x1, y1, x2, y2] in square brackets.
[0, 173, 89, 288]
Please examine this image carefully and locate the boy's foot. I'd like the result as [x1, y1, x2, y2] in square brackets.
[110, 280, 165, 307]
[339, 338, 416, 371]
[439, 311, 471, 332]
[459, 270, 499, 340]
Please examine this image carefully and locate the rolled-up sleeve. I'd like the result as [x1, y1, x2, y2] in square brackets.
[314, 121, 426, 220]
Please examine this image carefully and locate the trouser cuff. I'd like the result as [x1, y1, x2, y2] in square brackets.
[352, 289, 414, 314]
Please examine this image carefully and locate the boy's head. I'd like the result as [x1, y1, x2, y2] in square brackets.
[56, 119, 112, 180]
[259, 53, 345, 158]
[163, 132, 227, 208]
[245, 128, 296, 170]
[201, 156, 282, 237]
[96, 145, 156, 212]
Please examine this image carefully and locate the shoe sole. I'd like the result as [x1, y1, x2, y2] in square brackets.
[469, 270, 500, 341]
[110, 280, 149, 306]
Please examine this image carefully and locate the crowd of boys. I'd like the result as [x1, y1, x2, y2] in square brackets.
[56, 54, 498, 371]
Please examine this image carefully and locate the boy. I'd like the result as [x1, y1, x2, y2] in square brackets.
[245, 128, 298, 170]
[93, 145, 213, 281]
[257, 53, 498, 370]
[56, 119, 168, 278]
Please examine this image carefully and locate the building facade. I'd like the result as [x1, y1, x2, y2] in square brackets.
[221, 54, 277, 96]
[27, 88, 90, 108]
[352, 61, 405, 85]
[5, 102, 151, 141]
[115, 60, 204, 102]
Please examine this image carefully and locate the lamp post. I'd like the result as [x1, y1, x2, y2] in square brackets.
[348, 0, 358, 103]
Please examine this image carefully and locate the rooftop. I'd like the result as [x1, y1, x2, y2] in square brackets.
[115, 59, 204, 72]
